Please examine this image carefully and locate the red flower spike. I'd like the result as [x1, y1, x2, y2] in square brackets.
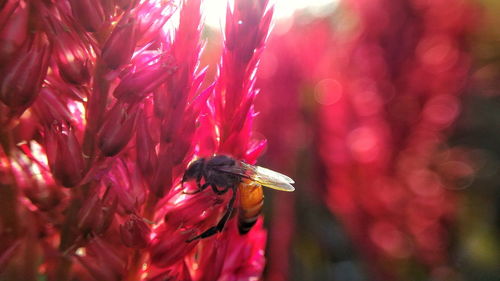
[97, 103, 139, 157]
[0, 0, 28, 64]
[0, 0, 278, 279]
[0, 36, 50, 110]
[44, 123, 84, 187]
[68, 0, 105, 32]
[120, 215, 151, 248]
[192, 0, 274, 278]
[102, 15, 137, 69]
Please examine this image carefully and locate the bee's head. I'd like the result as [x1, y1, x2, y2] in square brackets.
[182, 158, 205, 183]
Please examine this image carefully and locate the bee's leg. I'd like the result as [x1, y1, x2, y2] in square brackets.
[183, 182, 210, 195]
[186, 186, 236, 242]
[211, 184, 229, 195]
[196, 173, 203, 189]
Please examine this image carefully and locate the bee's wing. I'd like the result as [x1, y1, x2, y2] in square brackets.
[217, 162, 295, 192]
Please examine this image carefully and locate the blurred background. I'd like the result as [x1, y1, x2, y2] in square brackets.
[203, 0, 500, 280]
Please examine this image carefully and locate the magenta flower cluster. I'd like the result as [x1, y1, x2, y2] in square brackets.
[0, 0, 272, 280]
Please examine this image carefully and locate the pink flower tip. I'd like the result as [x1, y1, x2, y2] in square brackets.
[102, 16, 137, 69]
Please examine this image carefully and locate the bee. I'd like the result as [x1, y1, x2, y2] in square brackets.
[182, 155, 295, 242]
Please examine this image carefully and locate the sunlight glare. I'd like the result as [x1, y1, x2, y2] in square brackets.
[203, 0, 339, 28]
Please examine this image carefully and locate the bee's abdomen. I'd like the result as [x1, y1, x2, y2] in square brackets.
[238, 181, 264, 234]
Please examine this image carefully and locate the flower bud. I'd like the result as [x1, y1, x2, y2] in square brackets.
[68, 0, 105, 32]
[150, 227, 198, 268]
[0, 36, 50, 110]
[97, 103, 139, 156]
[120, 215, 151, 248]
[164, 192, 224, 230]
[45, 123, 84, 187]
[43, 14, 92, 85]
[0, 0, 29, 63]
[102, 16, 136, 69]
[33, 87, 74, 126]
[113, 61, 175, 103]
[54, 39, 91, 85]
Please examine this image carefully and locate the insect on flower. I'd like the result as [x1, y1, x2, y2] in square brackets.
[182, 155, 295, 242]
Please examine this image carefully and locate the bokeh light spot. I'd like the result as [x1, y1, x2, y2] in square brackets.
[314, 79, 343, 105]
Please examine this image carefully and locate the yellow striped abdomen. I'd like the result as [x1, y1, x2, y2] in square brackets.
[238, 180, 264, 234]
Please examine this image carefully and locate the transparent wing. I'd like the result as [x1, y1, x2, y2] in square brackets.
[216, 162, 295, 192]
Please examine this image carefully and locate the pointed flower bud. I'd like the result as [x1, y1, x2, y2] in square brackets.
[46, 17, 92, 85]
[0, 0, 29, 63]
[45, 122, 84, 187]
[113, 57, 176, 103]
[102, 16, 137, 69]
[0, 36, 50, 110]
[68, 0, 105, 32]
[97, 103, 139, 156]
[120, 215, 151, 248]
[33, 87, 74, 126]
